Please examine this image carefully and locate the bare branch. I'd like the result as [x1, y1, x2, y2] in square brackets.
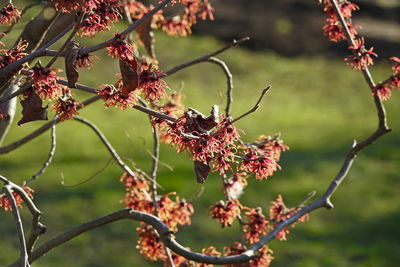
[207, 57, 233, 117]
[164, 37, 250, 76]
[9, 208, 255, 266]
[73, 117, 137, 180]
[0, 23, 74, 78]
[231, 85, 271, 123]
[24, 120, 56, 186]
[3, 185, 29, 267]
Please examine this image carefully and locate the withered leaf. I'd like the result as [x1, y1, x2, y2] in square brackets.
[119, 58, 139, 97]
[64, 41, 80, 88]
[18, 92, 48, 126]
[135, 17, 156, 59]
[194, 160, 211, 184]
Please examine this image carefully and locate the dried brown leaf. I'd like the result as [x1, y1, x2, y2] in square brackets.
[119, 59, 139, 97]
[135, 17, 156, 58]
[64, 41, 80, 88]
[194, 160, 210, 184]
[17, 91, 48, 125]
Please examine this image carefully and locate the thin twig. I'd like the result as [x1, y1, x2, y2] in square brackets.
[164, 37, 250, 76]
[45, 11, 84, 68]
[3, 185, 29, 267]
[24, 120, 56, 186]
[73, 117, 137, 180]
[231, 85, 271, 123]
[0, 22, 74, 78]
[61, 158, 113, 188]
[207, 57, 233, 117]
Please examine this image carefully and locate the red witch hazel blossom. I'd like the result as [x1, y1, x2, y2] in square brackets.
[0, 40, 28, 73]
[78, 0, 122, 37]
[269, 194, 309, 241]
[31, 64, 63, 100]
[98, 84, 137, 110]
[138, 66, 167, 103]
[209, 199, 241, 227]
[52, 89, 80, 120]
[0, 3, 21, 25]
[345, 37, 377, 71]
[0, 186, 34, 211]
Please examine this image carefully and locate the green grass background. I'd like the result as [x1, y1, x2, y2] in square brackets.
[1, 8, 400, 267]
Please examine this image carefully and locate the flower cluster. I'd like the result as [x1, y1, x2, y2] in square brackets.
[52, 89, 80, 120]
[222, 242, 273, 267]
[120, 172, 194, 264]
[269, 194, 309, 241]
[239, 135, 288, 181]
[0, 186, 34, 211]
[320, 0, 378, 71]
[372, 57, 400, 101]
[0, 40, 28, 75]
[126, 0, 214, 37]
[138, 66, 167, 103]
[78, 0, 122, 37]
[0, 3, 21, 25]
[209, 200, 241, 227]
[76, 53, 98, 69]
[98, 84, 137, 110]
[243, 207, 268, 244]
[31, 64, 63, 100]
[344, 37, 377, 71]
[107, 32, 137, 65]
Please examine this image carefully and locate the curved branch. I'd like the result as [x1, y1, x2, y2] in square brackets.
[231, 85, 271, 123]
[9, 208, 254, 266]
[73, 117, 137, 179]
[164, 37, 250, 76]
[3, 185, 29, 267]
[25, 120, 56, 186]
[0, 23, 74, 78]
[207, 57, 233, 117]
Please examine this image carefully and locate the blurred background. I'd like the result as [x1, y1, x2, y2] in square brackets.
[1, 0, 399, 266]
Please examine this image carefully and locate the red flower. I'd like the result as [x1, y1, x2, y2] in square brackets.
[107, 32, 137, 65]
[243, 207, 268, 244]
[209, 199, 241, 227]
[136, 224, 166, 262]
[52, 0, 83, 12]
[250, 245, 274, 267]
[224, 172, 248, 200]
[52, 89, 80, 120]
[240, 151, 279, 180]
[345, 37, 377, 70]
[0, 40, 28, 74]
[139, 66, 167, 103]
[0, 186, 34, 211]
[390, 57, 400, 74]
[78, 0, 122, 37]
[372, 84, 391, 101]
[76, 53, 98, 69]
[0, 4, 21, 25]
[31, 64, 63, 100]
[98, 84, 137, 110]
[120, 172, 153, 213]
